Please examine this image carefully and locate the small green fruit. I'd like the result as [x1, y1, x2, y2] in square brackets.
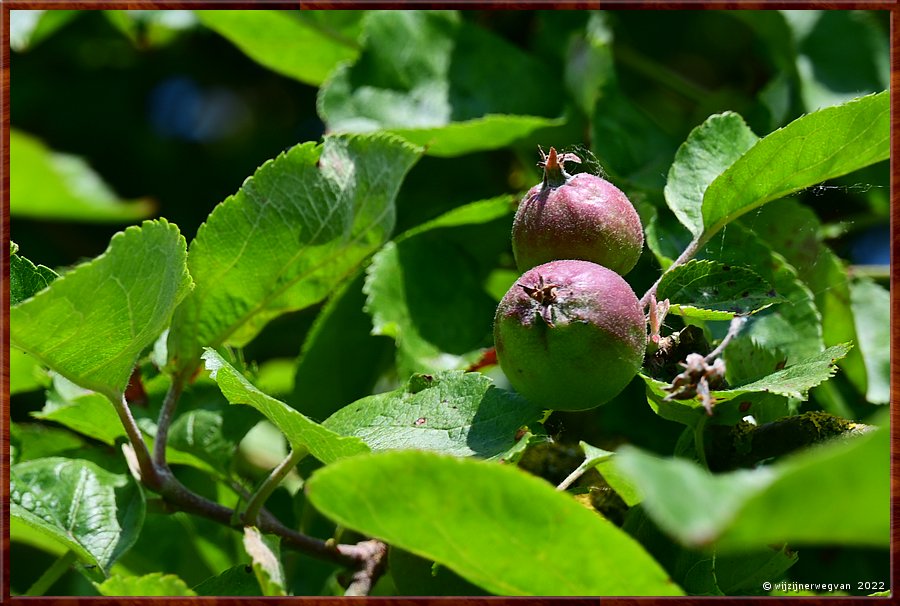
[494, 259, 646, 411]
[512, 148, 644, 275]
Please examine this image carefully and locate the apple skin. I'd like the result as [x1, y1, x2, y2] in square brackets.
[494, 260, 646, 411]
[512, 171, 644, 276]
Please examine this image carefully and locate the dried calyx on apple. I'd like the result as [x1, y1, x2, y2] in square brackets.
[494, 259, 646, 411]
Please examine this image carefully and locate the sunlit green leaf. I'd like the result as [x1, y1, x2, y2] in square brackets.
[202, 349, 369, 464]
[575, 442, 641, 507]
[11, 220, 192, 400]
[665, 112, 759, 237]
[323, 371, 542, 459]
[307, 450, 682, 596]
[168, 134, 420, 373]
[617, 426, 888, 550]
[701, 92, 889, 238]
[700, 222, 823, 363]
[719, 343, 852, 399]
[9, 243, 58, 306]
[196, 10, 359, 86]
[849, 279, 890, 404]
[167, 405, 259, 473]
[641, 344, 849, 427]
[11, 458, 145, 574]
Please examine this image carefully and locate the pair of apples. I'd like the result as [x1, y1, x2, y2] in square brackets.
[494, 148, 646, 411]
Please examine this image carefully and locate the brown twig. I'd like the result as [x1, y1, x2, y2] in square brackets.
[115, 375, 387, 594]
[153, 371, 186, 468]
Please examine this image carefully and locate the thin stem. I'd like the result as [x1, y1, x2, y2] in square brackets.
[705, 316, 748, 362]
[244, 448, 306, 526]
[25, 550, 77, 596]
[110, 393, 160, 489]
[151, 469, 356, 567]
[154, 373, 186, 468]
[640, 236, 703, 308]
[556, 465, 587, 492]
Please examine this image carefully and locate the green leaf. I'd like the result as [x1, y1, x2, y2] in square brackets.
[168, 134, 420, 372]
[665, 113, 759, 237]
[167, 406, 259, 473]
[10, 220, 192, 401]
[576, 442, 641, 507]
[701, 92, 889, 238]
[623, 506, 798, 597]
[381, 115, 565, 158]
[306, 450, 682, 596]
[700, 222, 823, 363]
[784, 11, 889, 111]
[96, 573, 197, 596]
[721, 337, 787, 387]
[9, 244, 58, 306]
[243, 527, 286, 597]
[193, 564, 262, 596]
[11, 423, 84, 463]
[714, 546, 799, 595]
[616, 425, 888, 551]
[657, 260, 785, 320]
[322, 371, 542, 459]
[289, 270, 393, 421]
[202, 349, 369, 464]
[11, 458, 145, 574]
[563, 12, 614, 116]
[104, 10, 197, 48]
[644, 377, 790, 430]
[740, 201, 869, 399]
[9, 348, 50, 395]
[720, 343, 852, 400]
[364, 197, 513, 375]
[196, 10, 360, 86]
[254, 358, 296, 397]
[849, 279, 890, 404]
[10, 10, 79, 52]
[319, 11, 564, 157]
[10, 129, 155, 222]
[642, 344, 849, 426]
[33, 375, 126, 446]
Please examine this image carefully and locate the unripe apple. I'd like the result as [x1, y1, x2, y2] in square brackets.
[494, 259, 646, 411]
[512, 148, 644, 275]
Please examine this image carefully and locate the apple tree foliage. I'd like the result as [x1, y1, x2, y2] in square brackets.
[8, 9, 890, 597]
